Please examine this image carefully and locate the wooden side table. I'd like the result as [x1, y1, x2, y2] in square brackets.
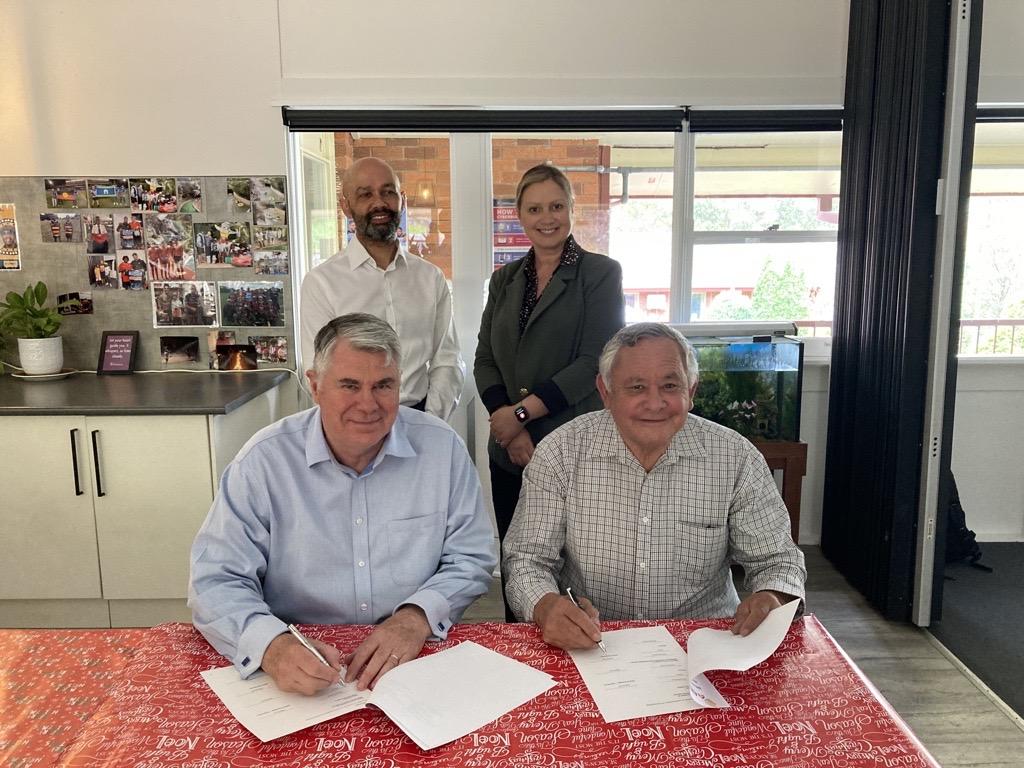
[751, 440, 808, 544]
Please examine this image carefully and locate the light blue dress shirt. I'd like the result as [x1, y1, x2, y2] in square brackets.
[188, 406, 497, 677]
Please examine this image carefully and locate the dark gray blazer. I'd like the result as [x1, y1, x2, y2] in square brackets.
[474, 246, 625, 473]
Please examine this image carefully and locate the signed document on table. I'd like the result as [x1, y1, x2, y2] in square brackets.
[568, 599, 802, 723]
[201, 640, 555, 748]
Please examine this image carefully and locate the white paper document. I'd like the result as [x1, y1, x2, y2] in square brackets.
[569, 598, 801, 723]
[201, 640, 556, 749]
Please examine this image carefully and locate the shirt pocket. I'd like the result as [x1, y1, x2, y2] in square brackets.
[387, 511, 445, 586]
[674, 519, 729, 583]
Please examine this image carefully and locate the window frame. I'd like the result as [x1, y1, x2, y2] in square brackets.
[283, 107, 844, 329]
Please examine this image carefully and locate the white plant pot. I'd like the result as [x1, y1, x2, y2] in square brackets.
[18, 336, 64, 375]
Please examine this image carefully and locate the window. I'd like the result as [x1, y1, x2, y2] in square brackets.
[690, 131, 841, 334]
[959, 121, 1024, 355]
[285, 111, 843, 355]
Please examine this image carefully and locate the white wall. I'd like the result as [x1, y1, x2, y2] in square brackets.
[950, 359, 1024, 541]
[278, 0, 848, 107]
[797, 358, 1024, 545]
[1, 0, 851, 176]
[0, 0, 287, 175]
[979, 0, 1024, 104]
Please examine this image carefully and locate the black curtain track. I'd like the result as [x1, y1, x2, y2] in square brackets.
[822, 0, 950, 620]
[281, 108, 687, 133]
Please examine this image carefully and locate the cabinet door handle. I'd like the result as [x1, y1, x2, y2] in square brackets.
[69, 428, 84, 496]
[91, 429, 105, 497]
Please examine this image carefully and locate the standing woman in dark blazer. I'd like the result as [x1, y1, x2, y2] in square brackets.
[475, 164, 625, 618]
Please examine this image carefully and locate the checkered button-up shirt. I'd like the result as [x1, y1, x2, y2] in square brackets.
[503, 410, 806, 622]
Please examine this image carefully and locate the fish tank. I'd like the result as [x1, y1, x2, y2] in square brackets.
[688, 334, 803, 442]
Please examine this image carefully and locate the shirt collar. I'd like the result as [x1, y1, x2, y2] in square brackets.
[344, 236, 408, 272]
[305, 406, 418, 471]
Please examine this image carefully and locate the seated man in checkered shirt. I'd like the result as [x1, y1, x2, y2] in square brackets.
[502, 322, 806, 651]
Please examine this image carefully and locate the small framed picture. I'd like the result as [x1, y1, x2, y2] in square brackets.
[97, 330, 140, 375]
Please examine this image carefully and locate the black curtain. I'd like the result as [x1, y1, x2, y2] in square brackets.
[822, 0, 950, 619]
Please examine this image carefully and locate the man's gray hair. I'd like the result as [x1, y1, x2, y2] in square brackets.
[598, 323, 699, 390]
[311, 313, 402, 377]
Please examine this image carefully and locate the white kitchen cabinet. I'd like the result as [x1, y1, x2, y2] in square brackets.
[0, 416, 103, 600]
[0, 371, 292, 627]
[89, 415, 215, 600]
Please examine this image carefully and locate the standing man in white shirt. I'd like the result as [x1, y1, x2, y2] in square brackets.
[300, 158, 465, 420]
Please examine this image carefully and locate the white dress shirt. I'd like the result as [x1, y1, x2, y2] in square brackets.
[300, 238, 465, 420]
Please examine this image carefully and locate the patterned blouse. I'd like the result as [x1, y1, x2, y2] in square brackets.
[518, 235, 583, 335]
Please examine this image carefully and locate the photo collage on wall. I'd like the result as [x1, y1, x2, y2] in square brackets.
[34, 176, 291, 364]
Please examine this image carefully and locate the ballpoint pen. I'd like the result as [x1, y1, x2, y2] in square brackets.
[565, 587, 608, 655]
[287, 624, 334, 670]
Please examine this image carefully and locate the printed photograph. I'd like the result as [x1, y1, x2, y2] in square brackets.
[115, 250, 149, 290]
[249, 335, 288, 363]
[129, 178, 177, 212]
[44, 178, 88, 209]
[114, 214, 143, 250]
[176, 177, 203, 213]
[145, 213, 195, 281]
[194, 221, 252, 267]
[216, 344, 259, 370]
[151, 281, 217, 327]
[207, 329, 236, 369]
[39, 212, 82, 243]
[0, 204, 20, 270]
[57, 291, 93, 315]
[160, 336, 200, 363]
[87, 253, 121, 289]
[251, 176, 287, 226]
[218, 281, 285, 327]
[226, 177, 252, 214]
[253, 249, 289, 275]
[253, 225, 288, 249]
[88, 178, 130, 208]
[82, 214, 115, 254]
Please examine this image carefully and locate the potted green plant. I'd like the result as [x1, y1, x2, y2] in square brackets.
[0, 281, 68, 375]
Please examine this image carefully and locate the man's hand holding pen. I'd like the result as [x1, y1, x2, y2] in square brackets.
[533, 590, 605, 652]
[262, 629, 343, 695]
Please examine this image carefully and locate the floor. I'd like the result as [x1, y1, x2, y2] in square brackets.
[930, 543, 1024, 719]
[463, 545, 1024, 767]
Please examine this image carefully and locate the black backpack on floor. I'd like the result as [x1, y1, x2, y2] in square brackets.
[945, 474, 991, 572]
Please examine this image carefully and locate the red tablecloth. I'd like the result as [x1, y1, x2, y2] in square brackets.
[44, 617, 940, 768]
[0, 628, 145, 767]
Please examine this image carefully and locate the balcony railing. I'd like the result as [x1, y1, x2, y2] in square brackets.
[793, 319, 1024, 355]
[957, 318, 1024, 355]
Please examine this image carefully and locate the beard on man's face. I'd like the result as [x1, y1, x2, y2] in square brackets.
[357, 207, 400, 243]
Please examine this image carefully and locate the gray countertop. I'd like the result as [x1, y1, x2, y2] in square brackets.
[0, 370, 291, 416]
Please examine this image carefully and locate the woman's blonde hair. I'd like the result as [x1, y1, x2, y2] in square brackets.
[515, 163, 575, 212]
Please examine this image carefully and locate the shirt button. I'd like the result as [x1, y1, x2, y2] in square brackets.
[518, 388, 528, 397]
[360, 603, 368, 611]
[641, 517, 650, 524]
[355, 517, 363, 525]
[358, 560, 365, 568]
[639, 562, 647, 570]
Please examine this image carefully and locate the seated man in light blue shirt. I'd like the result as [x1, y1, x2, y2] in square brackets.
[189, 313, 496, 695]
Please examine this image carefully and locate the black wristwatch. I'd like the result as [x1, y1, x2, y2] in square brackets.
[514, 405, 530, 424]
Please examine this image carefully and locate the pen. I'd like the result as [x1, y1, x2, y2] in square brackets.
[287, 624, 333, 669]
[565, 587, 608, 655]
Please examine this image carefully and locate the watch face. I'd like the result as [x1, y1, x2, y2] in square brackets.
[515, 406, 528, 423]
